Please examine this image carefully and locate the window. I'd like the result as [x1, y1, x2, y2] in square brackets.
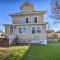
[37, 27, 41, 33]
[19, 27, 27, 34]
[23, 27, 26, 33]
[32, 26, 41, 34]
[26, 18, 28, 23]
[19, 28, 22, 33]
[32, 27, 36, 34]
[34, 17, 37, 23]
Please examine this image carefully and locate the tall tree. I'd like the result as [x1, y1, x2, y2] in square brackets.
[50, 0, 60, 23]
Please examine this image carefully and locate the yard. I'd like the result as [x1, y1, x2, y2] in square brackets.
[0, 41, 60, 60]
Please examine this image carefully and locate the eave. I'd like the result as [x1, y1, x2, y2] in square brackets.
[9, 11, 47, 17]
[4, 22, 47, 26]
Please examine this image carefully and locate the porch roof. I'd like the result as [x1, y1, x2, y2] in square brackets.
[4, 22, 47, 26]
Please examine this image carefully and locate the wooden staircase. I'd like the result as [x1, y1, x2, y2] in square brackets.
[10, 37, 18, 46]
[0, 38, 9, 47]
[0, 34, 18, 47]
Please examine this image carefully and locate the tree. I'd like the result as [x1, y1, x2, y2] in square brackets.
[50, 0, 60, 24]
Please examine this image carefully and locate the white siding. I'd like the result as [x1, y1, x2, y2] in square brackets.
[13, 25, 47, 44]
[5, 26, 10, 38]
[13, 15, 44, 24]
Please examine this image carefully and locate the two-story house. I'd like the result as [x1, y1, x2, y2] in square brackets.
[4, 1, 47, 45]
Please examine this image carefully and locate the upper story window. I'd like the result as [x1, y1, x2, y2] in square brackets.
[19, 28, 22, 34]
[34, 17, 37, 23]
[26, 18, 28, 23]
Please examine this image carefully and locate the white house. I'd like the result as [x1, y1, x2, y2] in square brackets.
[4, 1, 47, 45]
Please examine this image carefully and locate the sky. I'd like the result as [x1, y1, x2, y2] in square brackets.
[0, 0, 60, 32]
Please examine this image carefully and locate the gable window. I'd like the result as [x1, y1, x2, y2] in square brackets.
[37, 27, 41, 33]
[32, 27, 36, 34]
[26, 18, 28, 23]
[34, 17, 37, 23]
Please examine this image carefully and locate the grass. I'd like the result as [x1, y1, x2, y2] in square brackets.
[0, 41, 60, 60]
[0, 46, 30, 60]
[25, 43, 60, 60]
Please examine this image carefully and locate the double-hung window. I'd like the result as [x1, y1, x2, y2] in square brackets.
[23, 27, 26, 33]
[34, 17, 37, 23]
[19, 27, 27, 34]
[32, 26, 41, 34]
[26, 18, 28, 23]
[19, 28, 22, 34]
[37, 27, 41, 33]
[32, 27, 36, 34]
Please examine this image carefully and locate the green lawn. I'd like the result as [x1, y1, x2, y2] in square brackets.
[0, 41, 60, 60]
[0, 46, 30, 60]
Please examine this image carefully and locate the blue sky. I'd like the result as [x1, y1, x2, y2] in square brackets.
[0, 0, 60, 32]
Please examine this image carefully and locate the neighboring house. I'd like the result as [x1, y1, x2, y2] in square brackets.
[0, 30, 5, 38]
[46, 30, 58, 42]
[0, 32, 3, 37]
[56, 31, 60, 39]
[4, 1, 47, 45]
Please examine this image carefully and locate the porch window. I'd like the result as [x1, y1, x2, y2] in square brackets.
[32, 26, 41, 34]
[19, 27, 27, 34]
[23, 27, 26, 33]
[32, 27, 36, 34]
[19, 28, 22, 33]
[37, 27, 41, 33]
